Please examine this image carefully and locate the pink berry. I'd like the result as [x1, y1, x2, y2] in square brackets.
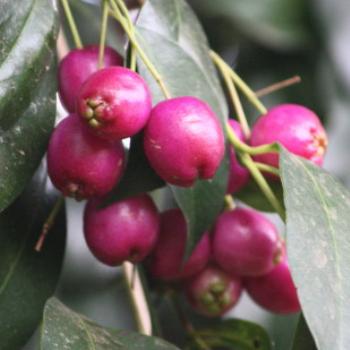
[147, 209, 210, 281]
[144, 97, 225, 187]
[250, 104, 328, 168]
[185, 265, 242, 317]
[47, 114, 125, 199]
[77, 67, 152, 140]
[244, 253, 300, 314]
[58, 46, 122, 112]
[84, 194, 160, 266]
[227, 120, 250, 193]
[212, 207, 283, 276]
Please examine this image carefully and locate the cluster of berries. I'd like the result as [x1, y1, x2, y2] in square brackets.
[47, 44, 328, 318]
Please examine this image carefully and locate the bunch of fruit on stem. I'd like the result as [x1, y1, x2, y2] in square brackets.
[47, 44, 328, 318]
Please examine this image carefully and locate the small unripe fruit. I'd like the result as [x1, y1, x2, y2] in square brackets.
[185, 265, 242, 317]
[84, 194, 160, 266]
[144, 97, 225, 187]
[58, 46, 122, 112]
[227, 120, 250, 193]
[212, 207, 283, 276]
[77, 67, 152, 140]
[47, 114, 125, 199]
[148, 209, 210, 281]
[244, 253, 300, 314]
[250, 104, 328, 168]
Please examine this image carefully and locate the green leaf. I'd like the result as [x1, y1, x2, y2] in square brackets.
[280, 148, 350, 350]
[135, 0, 229, 254]
[0, 168, 66, 350]
[41, 297, 180, 350]
[0, 0, 58, 212]
[188, 319, 272, 350]
[291, 315, 317, 350]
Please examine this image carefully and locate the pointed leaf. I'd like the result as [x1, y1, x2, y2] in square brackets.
[291, 315, 317, 350]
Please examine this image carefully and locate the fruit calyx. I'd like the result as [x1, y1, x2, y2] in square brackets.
[199, 280, 231, 314]
[82, 98, 108, 128]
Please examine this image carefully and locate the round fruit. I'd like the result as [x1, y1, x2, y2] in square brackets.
[185, 265, 242, 317]
[144, 96, 225, 187]
[244, 253, 300, 314]
[148, 208, 210, 281]
[47, 114, 125, 199]
[250, 104, 328, 168]
[212, 207, 283, 276]
[77, 66, 152, 140]
[58, 46, 122, 112]
[227, 119, 250, 193]
[84, 194, 160, 266]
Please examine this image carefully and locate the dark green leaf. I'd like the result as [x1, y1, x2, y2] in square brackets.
[135, 0, 229, 255]
[41, 297, 180, 350]
[291, 315, 317, 350]
[0, 167, 66, 350]
[280, 148, 350, 350]
[0, 0, 58, 212]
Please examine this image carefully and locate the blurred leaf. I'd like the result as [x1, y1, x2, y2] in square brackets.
[0, 168, 66, 350]
[280, 148, 350, 350]
[291, 315, 317, 350]
[41, 297, 180, 349]
[0, 0, 58, 212]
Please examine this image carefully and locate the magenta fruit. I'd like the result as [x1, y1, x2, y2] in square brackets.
[47, 114, 125, 199]
[185, 265, 242, 317]
[244, 253, 300, 314]
[77, 66, 152, 140]
[144, 97, 225, 187]
[84, 194, 160, 266]
[58, 46, 122, 112]
[212, 207, 283, 276]
[250, 104, 328, 168]
[148, 208, 210, 281]
[227, 119, 250, 193]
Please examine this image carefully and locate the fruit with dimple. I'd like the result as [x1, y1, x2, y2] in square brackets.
[58, 46, 122, 112]
[185, 265, 242, 317]
[148, 208, 210, 281]
[47, 114, 125, 199]
[84, 194, 160, 266]
[212, 207, 283, 276]
[77, 66, 152, 140]
[144, 96, 225, 187]
[250, 104, 328, 168]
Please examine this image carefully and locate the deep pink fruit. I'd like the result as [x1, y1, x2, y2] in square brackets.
[227, 120, 250, 193]
[185, 265, 242, 317]
[250, 104, 328, 167]
[47, 114, 125, 199]
[212, 207, 283, 276]
[58, 46, 122, 112]
[84, 194, 160, 266]
[244, 253, 300, 314]
[148, 209, 210, 281]
[144, 97, 225, 187]
[77, 66, 152, 140]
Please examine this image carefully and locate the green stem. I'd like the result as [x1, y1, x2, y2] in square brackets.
[224, 194, 236, 211]
[254, 162, 280, 177]
[109, 0, 171, 98]
[60, 0, 83, 49]
[98, 0, 110, 69]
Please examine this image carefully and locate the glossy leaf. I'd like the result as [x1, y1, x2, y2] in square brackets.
[0, 0, 58, 212]
[280, 148, 350, 350]
[0, 168, 66, 350]
[41, 298, 180, 350]
[291, 315, 317, 350]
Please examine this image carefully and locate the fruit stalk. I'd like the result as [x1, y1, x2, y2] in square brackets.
[60, 0, 83, 49]
[98, 0, 110, 69]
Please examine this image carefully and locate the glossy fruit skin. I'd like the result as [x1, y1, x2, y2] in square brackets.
[58, 46, 122, 112]
[250, 104, 328, 168]
[148, 209, 211, 281]
[244, 253, 300, 314]
[77, 66, 152, 140]
[84, 194, 160, 266]
[47, 114, 125, 199]
[212, 207, 283, 276]
[144, 97, 225, 187]
[185, 265, 242, 317]
[227, 120, 250, 193]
